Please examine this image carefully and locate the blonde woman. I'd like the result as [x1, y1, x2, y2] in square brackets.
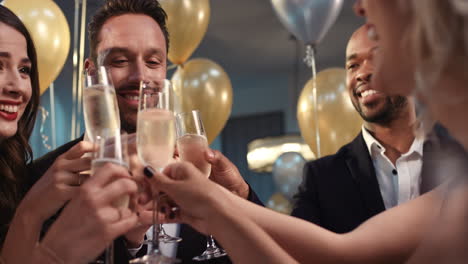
[144, 0, 468, 263]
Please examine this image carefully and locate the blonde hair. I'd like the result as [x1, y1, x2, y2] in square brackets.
[403, 0, 468, 93]
[398, 0, 468, 135]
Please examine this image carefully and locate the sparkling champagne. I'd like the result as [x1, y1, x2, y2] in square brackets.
[137, 109, 175, 169]
[83, 84, 120, 141]
[177, 134, 211, 178]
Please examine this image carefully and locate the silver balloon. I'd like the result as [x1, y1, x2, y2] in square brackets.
[272, 152, 307, 200]
[271, 0, 344, 45]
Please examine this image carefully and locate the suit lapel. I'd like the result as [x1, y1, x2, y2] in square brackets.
[344, 133, 386, 216]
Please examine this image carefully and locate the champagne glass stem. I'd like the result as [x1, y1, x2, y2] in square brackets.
[151, 196, 159, 253]
[207, 235, 216, 248]
[105, 242, 114, 264]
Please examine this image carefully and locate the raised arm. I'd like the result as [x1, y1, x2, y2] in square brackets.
[230, 183, 443, 263]
[145, 162, 298, 264]
[148, 161, 444, 264]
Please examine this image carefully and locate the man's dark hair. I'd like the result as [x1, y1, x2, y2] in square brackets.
[88, 0, 170, 61]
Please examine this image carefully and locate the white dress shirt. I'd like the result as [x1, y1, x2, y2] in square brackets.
[362, 127, 424, 209]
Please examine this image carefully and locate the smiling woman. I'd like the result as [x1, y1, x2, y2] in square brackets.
[0, 3, 40, 247]
[0, 5, 139, 264]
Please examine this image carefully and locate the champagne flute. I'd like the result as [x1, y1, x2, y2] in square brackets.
[175, 110, 228, 261]
[91, 132, 130, 264]
[83, 66, 120, 142]
[83, 66, 122, 264]
[82, 66, 120, 178]
[131, 81, 180, 264]
[138, 81, 182, 244]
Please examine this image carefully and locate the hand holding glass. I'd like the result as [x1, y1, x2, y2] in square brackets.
[175, 110, 227, 261]
[131, 81, 180, 264]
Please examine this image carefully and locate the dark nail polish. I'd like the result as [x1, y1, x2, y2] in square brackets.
[169, 211, 175, 220]
[144, 166, 155, 178]
[137, 212, 140, 217]
[160, 206, 166, 213]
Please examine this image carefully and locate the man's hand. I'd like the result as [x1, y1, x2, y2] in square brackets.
[123, 194, 153, 248]
[123, 135, 153, 248]
[205, 149, 250, 199]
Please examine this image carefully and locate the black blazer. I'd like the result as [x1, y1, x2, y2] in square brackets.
[30, 136, 263, 264]
[291, 128, 455, 234]
[291, 133, 386, 233]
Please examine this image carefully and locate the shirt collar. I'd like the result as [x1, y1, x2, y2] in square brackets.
[361, 126, 425, 158]
[362, 126, 384, 156]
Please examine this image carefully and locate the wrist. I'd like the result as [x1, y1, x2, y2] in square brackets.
[32, 243, 65, 264]
[205, 186, 237, 233]
[15, 199, 47, 225]
[7, 203, 43, 244]
[41, 230, 71, 264]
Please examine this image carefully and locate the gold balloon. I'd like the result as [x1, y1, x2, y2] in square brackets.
[266, 192, 292, 214]
[171, 58, 233, 144]
[159, 0, 210, 65]
[297, 68, 362, 157]
[4, 0, 71, 95]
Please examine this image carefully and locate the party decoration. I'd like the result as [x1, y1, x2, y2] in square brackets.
[267, 192, 292, 214]
[38, 106, 51, 150]
[272, 0, 344, 158]
[171, 58, 233, 144]
[159, 0, 210, 65]
[297, 68, 362, 157]
[272, 152, 306, 200]
[247, 135, 315, 172]
[4, 0, 71, 95]
[271, 0, 343, 45]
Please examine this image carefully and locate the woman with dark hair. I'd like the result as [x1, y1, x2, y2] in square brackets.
[0, 5, 138, 263]
[0, 2, 40, 246]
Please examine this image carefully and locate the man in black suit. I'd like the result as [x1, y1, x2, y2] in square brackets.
[31, 0, 261, 263]
[291, 25, 425, 233]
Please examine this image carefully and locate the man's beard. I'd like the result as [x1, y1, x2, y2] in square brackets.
[354, 96, 408, 125]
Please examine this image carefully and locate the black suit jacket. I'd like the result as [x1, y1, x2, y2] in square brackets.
[30, 136, 263, 264]
[291, 133, 386, 233]
[291, 128, 457, 234]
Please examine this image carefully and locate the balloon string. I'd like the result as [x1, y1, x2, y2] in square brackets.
[49, 82, 56, 149]
[71, 0, 80, 140]
[76, 0, 87, 138]
[39, 106, 51, 150]
[304, 45, 321, 158]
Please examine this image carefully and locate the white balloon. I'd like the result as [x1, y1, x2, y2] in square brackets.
[271, 0, 344, 45]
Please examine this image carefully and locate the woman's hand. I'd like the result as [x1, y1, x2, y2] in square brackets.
[144, 162, 231, 234]
[41, 163, 139, 264]
[18, 141, 94, 223]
